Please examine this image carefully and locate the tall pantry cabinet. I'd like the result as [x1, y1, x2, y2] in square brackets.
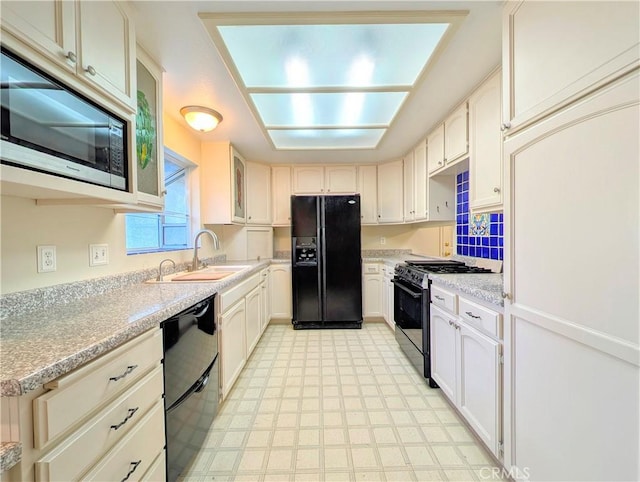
[501, 1, 639, 481]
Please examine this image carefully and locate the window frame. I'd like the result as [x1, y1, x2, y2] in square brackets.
[126, 148, 196, 255]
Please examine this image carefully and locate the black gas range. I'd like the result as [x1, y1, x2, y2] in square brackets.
[392, 260, 492, 387]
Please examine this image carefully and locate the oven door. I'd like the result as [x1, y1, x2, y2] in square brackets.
[393, 278, 427, 375]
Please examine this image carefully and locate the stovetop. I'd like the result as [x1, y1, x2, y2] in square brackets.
[395, 260, 492, 287]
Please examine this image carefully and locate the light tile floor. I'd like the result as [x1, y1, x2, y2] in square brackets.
[180, 322, 502, 482]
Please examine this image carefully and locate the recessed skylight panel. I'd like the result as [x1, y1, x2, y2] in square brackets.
[250, 92, 408, 127]
[217, 23, 450, 88]
[268, 128, 386, 149]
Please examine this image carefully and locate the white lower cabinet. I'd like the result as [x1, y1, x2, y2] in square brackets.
[362, 263, 383, 318]
[430, 290, 503, 458]
[260, 268, 271, 331]
[270, 264, 292, 319]
[245, 285, 262, 356]
[220, 298, 247, 399]
[0, 328, 166, 482]
[384, 267, 395, 331]
[219, 271, 272, 399]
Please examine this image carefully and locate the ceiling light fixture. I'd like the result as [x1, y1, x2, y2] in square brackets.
[180, 106, 223, 132]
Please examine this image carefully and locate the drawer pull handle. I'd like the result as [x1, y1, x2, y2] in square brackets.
[110, 407, 139, 431]
[121, 460, 142, 482]
[465, 311, 482, 319]
[109, 365, 138, 382]
[434, 295, 445, 301]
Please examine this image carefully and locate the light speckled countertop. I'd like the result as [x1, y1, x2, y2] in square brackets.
[428, 273, 504, 307]
[0, 260, 270, 397]
[0, 443, 21, 474]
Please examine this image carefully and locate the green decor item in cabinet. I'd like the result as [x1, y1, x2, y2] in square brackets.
[136, 90, 156, 169]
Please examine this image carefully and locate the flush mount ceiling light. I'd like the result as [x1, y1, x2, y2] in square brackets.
[199, 11, 467, 150]
[180, 106, 223, 132]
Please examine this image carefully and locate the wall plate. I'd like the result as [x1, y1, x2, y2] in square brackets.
[89, 244, 109, 266]
[37, 245, 57, 273]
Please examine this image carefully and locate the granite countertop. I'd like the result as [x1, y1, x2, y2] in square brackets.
[0, 443, 21, 474]
[428, 272, 504, 307]
[0, 259, 270, 398]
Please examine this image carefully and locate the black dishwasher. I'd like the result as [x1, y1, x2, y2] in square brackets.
[162, 295, 219, 481]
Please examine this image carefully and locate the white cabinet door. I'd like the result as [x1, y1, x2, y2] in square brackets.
[502, 0, 639, 134]
[357, 165, 378, 224]
[444, 102, 468, 164]
[260, 269, 271, 331]
[246, 162, 272, 225]
[413, 139, 428, 221]
[77, 1, 136, 109]
[363, 274, 383, 318]
[325, 165, 357, 193]
[245, 286, 262, 357]
[403, 152, 415, 222]
[292, 166, 324, 193]
[385, 274, 395, 331]
[429, 305, 458, 402]
[381, 268, 389, 324]
[503, 71, 640, 480]
[220, 300, 246, 398]
[458, 323, 501, 455]
[270, 265, 292, 319]
[201, 143, 246, 224]
[271, 166, 292, 226]
[377, 159, 404, 223]
[427, 124, 445, 174]
[1, 0, 76, 74]
[469, 70, 502, 212]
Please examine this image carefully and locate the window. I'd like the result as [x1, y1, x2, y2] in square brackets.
[126, 154, 192, 253]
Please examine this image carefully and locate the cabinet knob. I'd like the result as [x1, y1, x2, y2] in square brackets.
[438, 161, 443, 166]
[66, 51, 77, 63]
[444, 251, 451, 256]
[502, 292, 511, 300]
[444, 158, 447, 163]
[494, 187, 501, 193]
[161, 189, 167, 195]
[85, 65, 97, 76]
[248, 216, 252, 219]
[500, 122, 512, 131]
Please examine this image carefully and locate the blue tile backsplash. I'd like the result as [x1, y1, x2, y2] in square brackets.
[456, 171, 504, 260]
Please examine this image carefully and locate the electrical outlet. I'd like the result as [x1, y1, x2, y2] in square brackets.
[89, 244, 109, 266]
[37, 245, 57, 273]
[380, 237, 386, 245]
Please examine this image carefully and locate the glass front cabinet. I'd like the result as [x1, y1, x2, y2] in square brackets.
[133, 44, 165, 210]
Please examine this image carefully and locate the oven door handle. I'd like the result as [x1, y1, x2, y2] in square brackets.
[392, 279, 423, 298]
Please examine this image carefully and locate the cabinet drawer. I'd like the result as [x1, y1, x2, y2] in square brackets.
[34, 328, 162, 448]
[141, 450, 166, 481]
[35, 366, 163, 482]
[83, 401, 165, 482]
[363, 263, 380, 274]
[220, 273, 260, 312]
[431, 285, 457, 313]
[459, 297, 502, 339]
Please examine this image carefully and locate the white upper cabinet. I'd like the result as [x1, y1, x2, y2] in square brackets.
[357, 165, 378, 225]
[246, 162, 272, 225]
[413, 139, 428, 222]
[292, 165, 357, 194]
[444, 102, 469, 164]
[1, 0, 136, 111]
[324, 165, 357, 193]
[200, 142, 246, 224]
[427, 124, 445, 174]
[271, 166, 292, 226]
[292, 166, 324, 193]
[502, 0, 640, 134]
[469, 70, 502, 212]
[428, 103, 469, 175]
[403, 151, 415, 222]
[377, 159, 404, 224]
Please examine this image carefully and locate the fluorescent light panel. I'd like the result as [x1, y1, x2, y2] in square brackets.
[215, 21, 450, 150]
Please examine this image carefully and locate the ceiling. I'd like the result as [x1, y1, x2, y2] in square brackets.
[132, 1, 502, 165]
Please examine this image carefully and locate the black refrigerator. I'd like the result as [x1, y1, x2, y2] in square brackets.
[291, 194, 362, 329]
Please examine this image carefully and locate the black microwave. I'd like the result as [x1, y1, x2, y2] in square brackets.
[0, 47, 128, 191]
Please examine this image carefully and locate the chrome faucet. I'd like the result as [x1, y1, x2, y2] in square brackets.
[157, 258, 176, 281]
[192, 229, 220, 271]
